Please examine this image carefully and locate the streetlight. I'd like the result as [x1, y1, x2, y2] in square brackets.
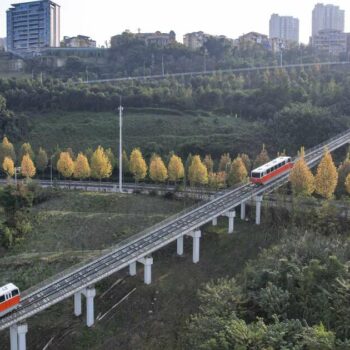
[50, 155, 54, 187]
[118, 98, 124, 193]
[14, 167, 21, 186]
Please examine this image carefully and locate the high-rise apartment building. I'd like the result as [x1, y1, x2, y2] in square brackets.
[7, 0, 60, 52]
[269, 14, 299, 43]
[312, 3, 344, 37]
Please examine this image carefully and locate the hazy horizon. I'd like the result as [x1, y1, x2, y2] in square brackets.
[0, 0, 350, 46]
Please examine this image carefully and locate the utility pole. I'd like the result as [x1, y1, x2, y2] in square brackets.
[161, 55, 165, 76]
[118, 98, 124, 193]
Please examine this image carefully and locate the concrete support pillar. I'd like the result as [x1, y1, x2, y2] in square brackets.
[212, 217, 217, 226]
[226, 211, 236, 234]
[129, 261, 137, 276]
[187, 230, 201, 264]
[10, 324, 18, 350]
[177, 236, 184, 256]
[74, 291, 82, 316]
[138, 256, 153, 285]
[84, 287, 96, 328]
[17, 324, 28, 350]
[255, 196, 263, 225]
[241, 202, 246, 220]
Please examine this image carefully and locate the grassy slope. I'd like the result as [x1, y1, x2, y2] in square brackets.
[24, 111, 269, 158]
[0, 190, 278, 349]
[0, 191, 192, 290]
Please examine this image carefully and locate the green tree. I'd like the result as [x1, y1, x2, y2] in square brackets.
[219, 153, 231, 172]
[36, 147, 48, 174]
[254, 144, 270, 168]
[122, 150, 130, 175]
[105, 148, 117, 171]
[204, 154, 214, 173]
[345, 173, 350, 194]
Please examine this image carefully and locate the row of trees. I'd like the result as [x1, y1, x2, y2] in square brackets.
[1, 136, 349, 197]
[289, 147, 350, 199]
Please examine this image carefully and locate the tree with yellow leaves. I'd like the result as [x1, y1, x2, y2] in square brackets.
[129, 148, 147, 182]
[289, 147, 315, 196]
[240, 153, 251, 172]
[254, 144, 270, 168]
[219, 153, 231, 172]
[149, 155, 168, 183]
[57, 152, 74, 179]
[315, 148, 338, 199]
[21, 154, 36, 179]
[188, 155, 208, 186]
[19, 143, 35, 161]
[168, 154, 184, 183]
[90, 146, 112, 181]
[74, 153, 91, 181]
[227, 156, 248, 186]
[204, 155, 214, 173]
[208, 172, 227, 190]
[0, 136, 16, 164]
[2, 157, 14, 177]
[345, 173, 350, 194]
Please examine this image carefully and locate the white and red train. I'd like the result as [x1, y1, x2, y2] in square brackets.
[250, 156, 293, 185]
[0, 283, 20, 317]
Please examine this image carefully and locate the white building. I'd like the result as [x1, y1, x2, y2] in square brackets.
[269, 14, 299, 43]
[312, 3, 345, 37]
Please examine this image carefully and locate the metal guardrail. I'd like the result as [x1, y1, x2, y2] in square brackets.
[0, 128, 349, 331]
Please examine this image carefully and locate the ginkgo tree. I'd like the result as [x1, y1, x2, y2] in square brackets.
[57, 152, 74, 179]
[188, 155, 208, 186]
[129, 148, 147, 183]
[2, 157, 14, 177]
[21, 154, 36, 179]
[90, 146, 112, 182]
[74, 153, 91, 181]
[315, 147, 338, 199]
[346, 173, 350, 195]
[168, 154, 184, 184]
[227, 156, 248, 186]
[149, 155, 168, 183]
[0, 136, 16, 164]
[289, 147, 315, 196]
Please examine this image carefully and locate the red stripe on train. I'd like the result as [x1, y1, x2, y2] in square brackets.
[0, 295, 20, 312]
[251, 163, 293, 185]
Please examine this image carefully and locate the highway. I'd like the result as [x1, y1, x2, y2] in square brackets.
[0, 128, 349, 332]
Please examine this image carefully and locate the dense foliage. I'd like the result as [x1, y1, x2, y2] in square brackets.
[183, 228, 350, 349]
[1, 64, 349, 153]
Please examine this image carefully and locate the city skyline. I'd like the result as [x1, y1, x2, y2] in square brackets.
[0, 0, 350, 46]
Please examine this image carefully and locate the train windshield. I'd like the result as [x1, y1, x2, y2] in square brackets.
[251, 172, 261, 178]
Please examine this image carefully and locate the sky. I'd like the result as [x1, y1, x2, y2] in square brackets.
[0, 0, 350, 46]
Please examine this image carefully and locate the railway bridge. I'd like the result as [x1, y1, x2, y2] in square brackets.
[1, 129, 350, 350]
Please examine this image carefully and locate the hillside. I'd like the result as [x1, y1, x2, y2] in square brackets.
[25, 110, 269, 158]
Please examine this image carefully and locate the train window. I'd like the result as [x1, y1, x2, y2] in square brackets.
[12, 289, 19, 297]
[251, 172, 261, 178]
[0, 295, 4, 303]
